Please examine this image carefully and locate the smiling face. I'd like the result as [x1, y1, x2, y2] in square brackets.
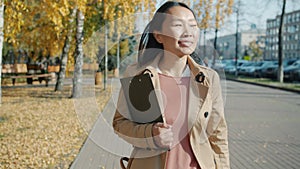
[154, 6, 199, 57]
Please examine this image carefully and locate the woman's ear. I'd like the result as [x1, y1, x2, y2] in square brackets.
[153, 30, 163, 44]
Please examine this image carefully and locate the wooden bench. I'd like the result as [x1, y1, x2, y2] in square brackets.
[2, 64, 55, 87]
[9, 73, 53, 87]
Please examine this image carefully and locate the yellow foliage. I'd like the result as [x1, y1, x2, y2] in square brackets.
[3, 0, 157, 64]
[4, 0, 73, 57]
[192, 0, 234, 30]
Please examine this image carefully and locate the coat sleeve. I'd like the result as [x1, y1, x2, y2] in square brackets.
[112, 66, 159, 150]
[206, 71, 230, 168]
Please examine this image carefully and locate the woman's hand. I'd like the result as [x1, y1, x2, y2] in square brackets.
[152, 123, 173, 149]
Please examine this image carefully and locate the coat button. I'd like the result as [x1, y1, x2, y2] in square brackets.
[204, 112, 209, 118]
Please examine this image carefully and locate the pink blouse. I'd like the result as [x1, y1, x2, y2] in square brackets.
[159, 73, 200, 169]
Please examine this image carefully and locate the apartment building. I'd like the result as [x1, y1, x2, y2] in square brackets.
[209, 27, 265, 60]
[265, 10, 300, 60]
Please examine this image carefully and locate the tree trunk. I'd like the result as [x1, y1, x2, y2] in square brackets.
[0, 3, 4, 105]
[72, 10, 84, 98]
[277, 0, 286, 83]
[55, 8, 77, 91]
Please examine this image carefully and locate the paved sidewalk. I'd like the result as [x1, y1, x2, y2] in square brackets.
[70, 78, 131, 169]
[70, 79, 300, 169]
[225, 80, 300, 169]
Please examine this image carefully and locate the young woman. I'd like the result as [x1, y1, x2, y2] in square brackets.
[113, 1, 230, 169]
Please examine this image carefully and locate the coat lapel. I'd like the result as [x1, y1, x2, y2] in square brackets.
[187, 56, 210, 130]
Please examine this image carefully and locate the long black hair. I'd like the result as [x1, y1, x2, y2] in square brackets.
[137, 1, 202, 67]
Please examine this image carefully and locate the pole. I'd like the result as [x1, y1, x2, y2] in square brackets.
[104, 22, 108, 90]
[116, 39, 120, 77]
[235, 0, 240, 77]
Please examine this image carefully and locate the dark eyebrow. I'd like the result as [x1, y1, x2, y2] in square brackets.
[171, 18, 196, 22]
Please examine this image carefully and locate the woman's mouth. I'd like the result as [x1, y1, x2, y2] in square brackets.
[178, 40, 193, 47]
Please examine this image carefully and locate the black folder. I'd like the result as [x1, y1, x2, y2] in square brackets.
[120, 72, 163, 124]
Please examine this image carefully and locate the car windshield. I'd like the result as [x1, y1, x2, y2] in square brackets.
[242, 62, 253, 66]
[291, 61, 300, 66]
[255, 62, 264, 66]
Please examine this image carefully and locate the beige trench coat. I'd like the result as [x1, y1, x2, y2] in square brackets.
[113, 54, 230, 169]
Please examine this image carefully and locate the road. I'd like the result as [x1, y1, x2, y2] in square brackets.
[70, 79, 300, 169]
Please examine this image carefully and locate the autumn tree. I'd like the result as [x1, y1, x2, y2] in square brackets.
[248, 40, 263, 61]
[55, 7, 77, 91]
[212, 0, 233, 66]
[193, 0, 234, 66]
[72, 8, 85, 98]
[70, 0, 156, 96]
[4, 0, 71, 59]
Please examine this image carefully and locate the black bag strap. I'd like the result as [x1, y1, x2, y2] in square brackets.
[120, 157, 129, 169]
[141, 68, 153, 77]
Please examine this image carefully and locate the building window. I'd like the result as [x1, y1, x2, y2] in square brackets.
[285, 52, 288, 57]
[224, 42, 229, 50]
[284, 16, 287, 24]
[292, 14, 296, 22]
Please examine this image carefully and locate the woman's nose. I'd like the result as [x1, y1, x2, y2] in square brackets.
[182, 33, 192, 38]
[182, 24, 193, 37]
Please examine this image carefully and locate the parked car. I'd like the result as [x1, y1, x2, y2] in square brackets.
[238, 62, 256, 76]
[261, 61, 278, 79]
[224, 60, 248, 75]
[271, 59, 298, 79]
[291, 68, 300, 81]
[211, 60, 226, 73]
[254, 61, 277, 78]
[284, 60, 300, 82]
[244, 62, 264, 77]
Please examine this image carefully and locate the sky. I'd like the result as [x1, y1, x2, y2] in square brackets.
[214, 0, 300, 37]
[154, 0, 300, 41]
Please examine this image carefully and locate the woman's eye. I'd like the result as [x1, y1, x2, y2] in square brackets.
[173, 23, 182, 27]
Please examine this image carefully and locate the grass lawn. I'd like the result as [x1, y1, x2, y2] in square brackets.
[226, 74, 300, 92]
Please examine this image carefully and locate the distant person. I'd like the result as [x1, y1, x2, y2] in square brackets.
[113, 1, 230, 169]
[38, 57, 48, 73]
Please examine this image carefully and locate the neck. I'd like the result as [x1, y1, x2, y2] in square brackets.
[159, 52, 188, 77]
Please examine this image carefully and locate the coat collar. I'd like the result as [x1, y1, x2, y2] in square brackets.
[137, 52, 210, 88]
